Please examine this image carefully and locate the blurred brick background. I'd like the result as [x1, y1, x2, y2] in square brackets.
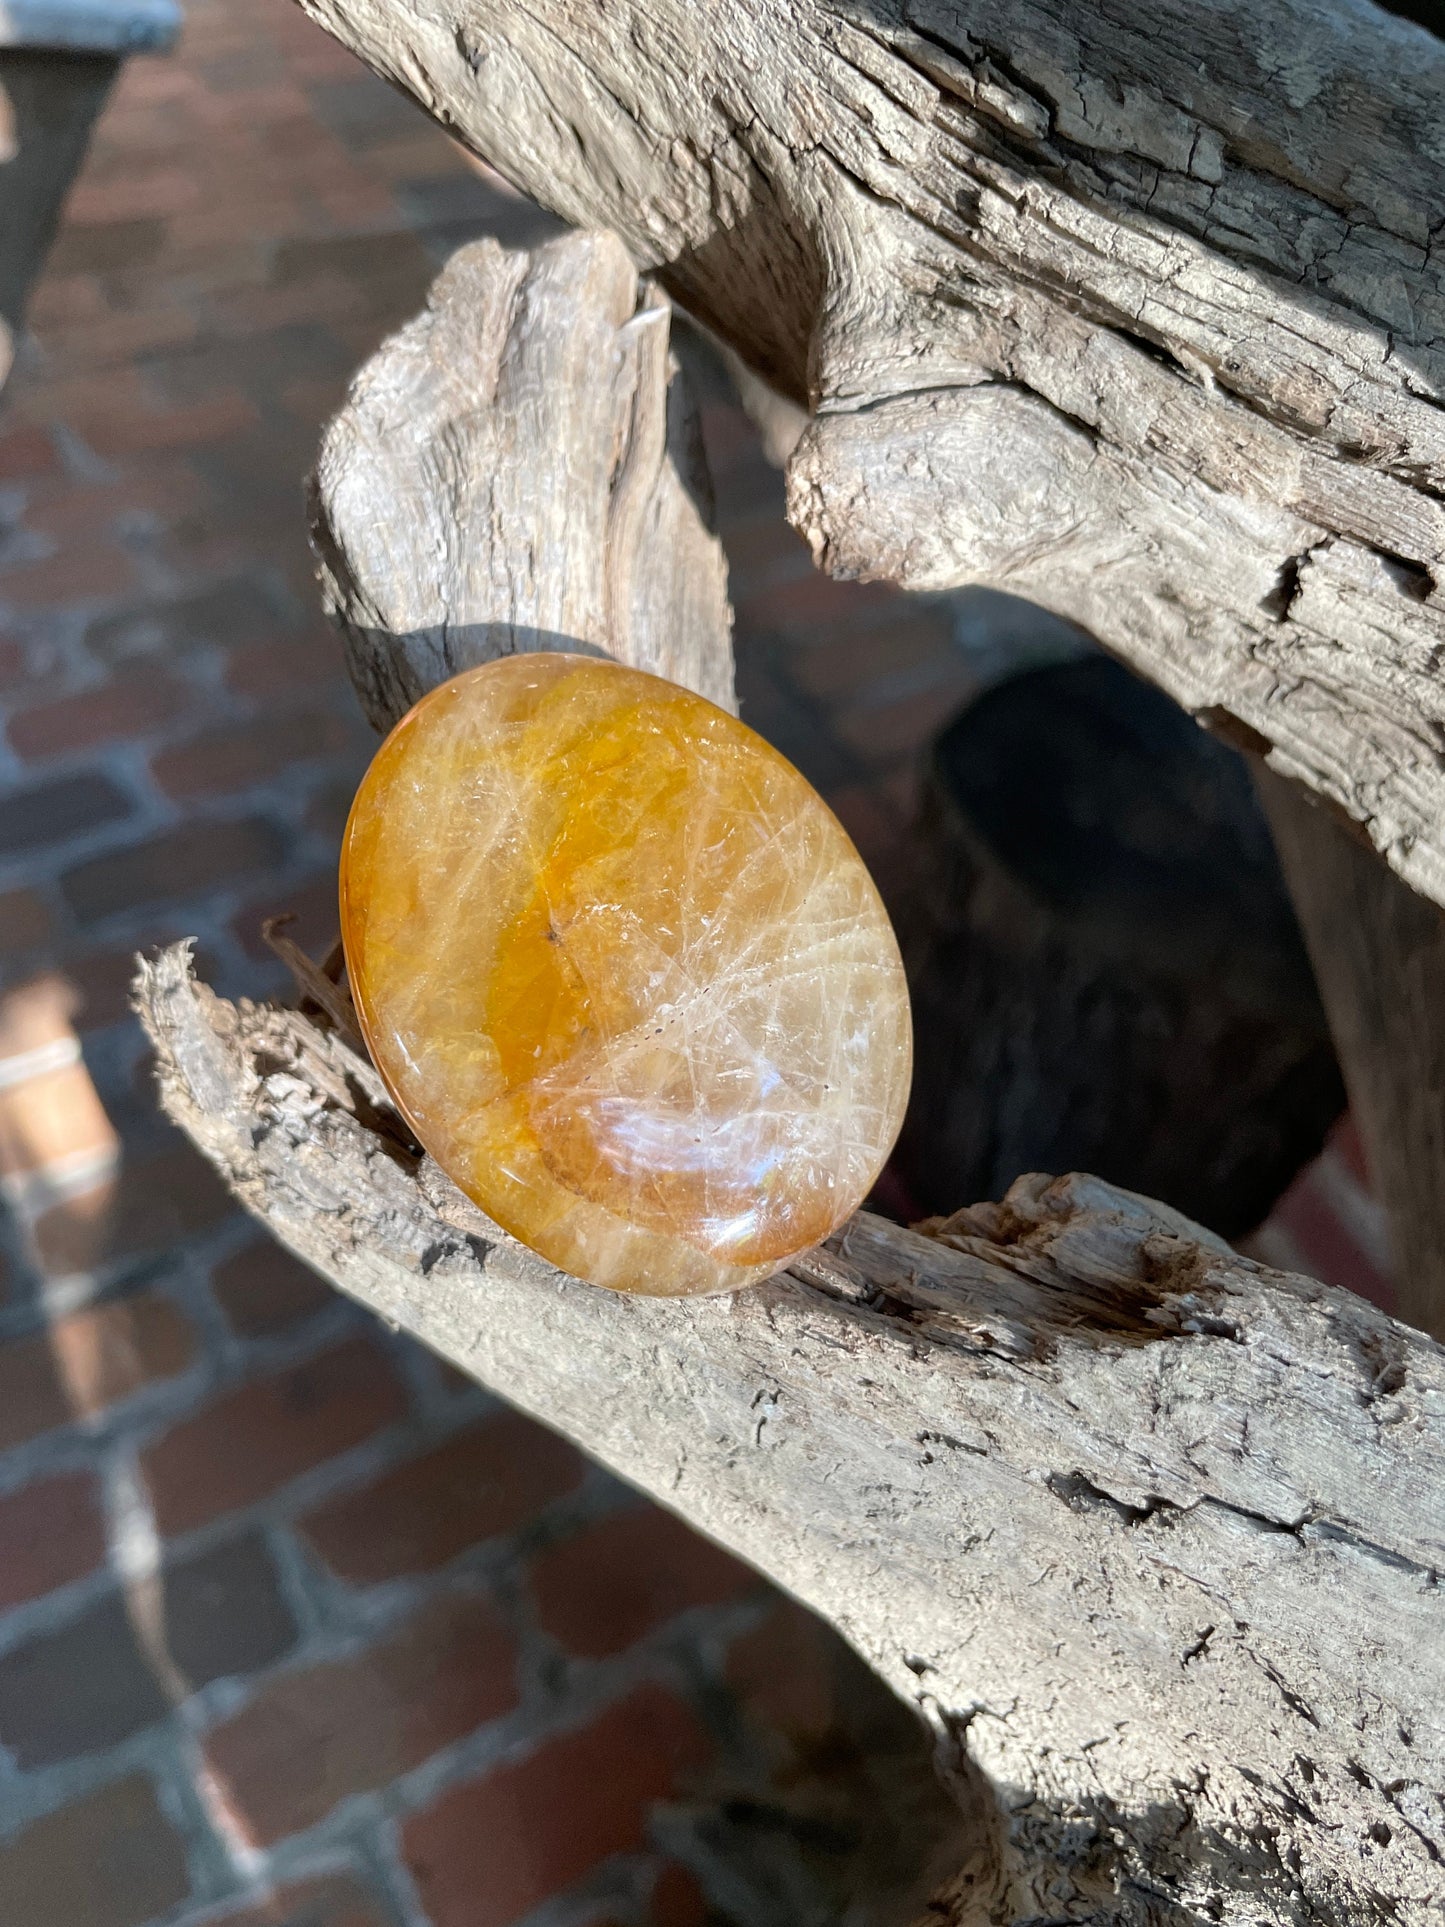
[0, 1, 1392, 1925]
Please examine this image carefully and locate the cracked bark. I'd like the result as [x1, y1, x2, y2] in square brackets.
[138, 228, 1445, 1926]
[293, 0, 1445, 905]
[137, 940, 1445, 1927]
[289, 0, 1445, 1317]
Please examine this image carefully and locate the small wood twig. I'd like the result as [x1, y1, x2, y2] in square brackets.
[261, 916, 368, 1059]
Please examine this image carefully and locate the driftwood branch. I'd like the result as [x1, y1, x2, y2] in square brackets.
[134, 228, 1445, 1924]
[294, 0, 1445, 912]
[308, 229, 734, 726]
[137, 943, 1445, 1927]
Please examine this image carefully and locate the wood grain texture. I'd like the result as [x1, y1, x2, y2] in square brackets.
[136, 942, 1445, 1927]
[309, 231, 735, 728]
[180, 184, 1445, 1920]
[285, 211, 1445, 1911]
[293, 0, 1445, 908]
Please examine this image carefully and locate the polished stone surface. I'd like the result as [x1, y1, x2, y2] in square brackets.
[341, 654, 911, 1295]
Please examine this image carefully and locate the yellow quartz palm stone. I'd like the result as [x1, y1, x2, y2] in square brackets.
[341, 654, 912, 1295]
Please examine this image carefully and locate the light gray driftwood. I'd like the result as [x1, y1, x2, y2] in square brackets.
[294, 0, 1445, 913]
[137, 944, 1445, 1927]
[308, 229, 734, 727]
[143, 230, 1445, 1926]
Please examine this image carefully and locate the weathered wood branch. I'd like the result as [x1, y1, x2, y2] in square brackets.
[308, 230, 734, 726]
[136, 227, 1445, 1925]
[138, 943, 1445, 1927]
[294, 0, 1445, 911]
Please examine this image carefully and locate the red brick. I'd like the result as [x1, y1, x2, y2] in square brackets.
[21, 365, 146, 422]
[301, 1412, 586, 1583]
[43, 214, 167, 278]
[733, 569, 900, 637]
[220, 272, 366, 341]
[34, 306, 200, 371]
[152, 707, 353, 799]
[25, 268, 106, 332]
[7, 668, 193, 760]
[0, 1586, 170, 1767]
[66, 165, 203, 224]
[0, 539, 137, 608]
[30, 1142, 233, 1276]
[0, 1774, 191, 1927]
[532, 1506, 756, 1659]
[1270, 1167, 1395, 1311]
[402, 1685, 712, 1927]
[205, 1873, 388, 1927]
[0, 423, 57, 480]
[22, 468, 202, 547]
[268, 0, 362, 73]
[698, 400, 767, 478]
[212, 1238, 334, 1338]
[87, 575, 293, 663]
[225, 628, 349, 699]
[232, 868, 342, 965]
[721, 510, 814, 593]
[825, 783, 903, 874]
[142, 1336, 406, 1535]
[1331, 1112, 1371, 1189]
[788, 618, 957, 704]
[57, 946, 146, 1032]
[0, 888, 52, 959]
[70, 392, 260, 459]
[0, 1291, 194, 1450]
[0, 771, 135, 859]
[61, 816, 287, 923]
[725, 1600, 837, 1751]
[650, 1863, 709, 1927]
[831, 678, 973, 765]
[280, 372, 351, 423]
[0, 1470, 106, 1609]
[206, 1591, 518, 1846]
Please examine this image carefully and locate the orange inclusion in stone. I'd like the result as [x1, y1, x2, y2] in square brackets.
[341, 654, 912, 1296]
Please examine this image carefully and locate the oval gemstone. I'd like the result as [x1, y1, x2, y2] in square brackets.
[341, 654, 912, 1295]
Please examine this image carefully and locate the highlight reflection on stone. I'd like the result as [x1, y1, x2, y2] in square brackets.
[341, 654, 912, 1296]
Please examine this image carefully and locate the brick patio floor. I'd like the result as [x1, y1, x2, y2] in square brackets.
[0, 7, 975, 1926]
[0, 3, 1392, 1926]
